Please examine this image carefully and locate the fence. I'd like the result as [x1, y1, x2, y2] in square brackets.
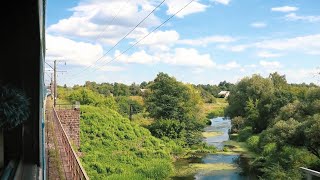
[300, 167, 320, 180]
[55, 102, 80, 110]
[53, 107, 89, 180]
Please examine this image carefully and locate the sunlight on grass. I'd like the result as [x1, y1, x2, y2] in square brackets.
[202, 131, 223, 138]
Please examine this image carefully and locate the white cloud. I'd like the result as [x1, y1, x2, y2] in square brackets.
[257, 51, 283, 58]
[285, 13, 320, 22]
[116, 50, 159, 64]
[217, 61, 241, 70]
[259, 60, 282, 69]
[284, 69, 319, 84]
[250, 22, 267, 28]
[135, 30, 180, 51]
[255, 34, 320, 54]
[117, 48, 215, 68]
[230, 45, 249, 52]
[179, 35, 236, 46]
[271, 6, 298, 13]
[47, 0, 162, 44]
[99, 66, 126, 72]
[162, 48, 216, 67]
[165, 0, 208, 18]
[46, 34, 104, 66]
[211, 0, 231, 5]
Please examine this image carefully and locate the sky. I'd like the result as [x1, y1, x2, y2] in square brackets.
[45, 0, 320, 86]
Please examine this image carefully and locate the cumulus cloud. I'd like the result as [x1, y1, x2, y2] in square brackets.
[217, 61, 241, 70]
[116, 48, 215, 68]
[257, 51, 283, 58]
[220, 34, 320, 55]
[259, 60, 282, 69]
[135, 30, 180, 51]
[163, 48, 215, 67]
[271, 6, 298, 12]
[250, 22, 267, 28]
[285, 13, 320, 23]
[116, 50, 159, 64]
[211, 0, 231, 5]
[255, 34, 320, 54]
[178, 35, 236, 46]
[165, 0, 208, 18]
[46, 34, 104, 66]
[47, 0, 162, 44]
[99, 66, 126, 72]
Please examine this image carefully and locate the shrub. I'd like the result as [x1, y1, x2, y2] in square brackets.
[237, 126, 253, 142]
[246, 135, 260, 152]
[136, 159, 174, 180]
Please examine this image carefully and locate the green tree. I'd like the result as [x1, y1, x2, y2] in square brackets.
[146, 73, 202, 122]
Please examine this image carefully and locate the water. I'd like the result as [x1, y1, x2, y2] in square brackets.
[204, 117, 231, 149]
[173, 117, 255, 180]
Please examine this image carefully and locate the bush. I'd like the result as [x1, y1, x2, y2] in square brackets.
[148, 119, 186, 140]
[246, 135, 260, 152]
[136, 159, 174, 180]
[237, 126, 253, 142]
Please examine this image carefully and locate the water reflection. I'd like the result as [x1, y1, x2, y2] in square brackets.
[173, 117, 256, 180]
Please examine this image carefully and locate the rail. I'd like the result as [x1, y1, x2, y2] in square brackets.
[55, 103, 80, 110]
[53, 107, 89, 180]
[300, 167, 320, 180]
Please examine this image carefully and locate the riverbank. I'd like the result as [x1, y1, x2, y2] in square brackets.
[173, 117, 256, 179]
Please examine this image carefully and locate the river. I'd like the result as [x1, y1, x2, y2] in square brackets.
[173, 117, 256, 180]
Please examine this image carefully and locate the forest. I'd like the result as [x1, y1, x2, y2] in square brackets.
[57, 72, 320, 179]
[226, 72, 320, 179]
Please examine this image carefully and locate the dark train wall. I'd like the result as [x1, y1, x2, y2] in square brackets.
[1, 0, 43, 165]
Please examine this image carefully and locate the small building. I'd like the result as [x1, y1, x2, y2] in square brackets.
[218, 91, 230, 98]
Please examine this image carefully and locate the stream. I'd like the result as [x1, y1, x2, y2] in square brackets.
[173, 117, 256, 180]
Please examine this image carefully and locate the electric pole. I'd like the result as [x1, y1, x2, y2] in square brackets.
[45, 60, 67, 107]
[129, 104, 132, 120]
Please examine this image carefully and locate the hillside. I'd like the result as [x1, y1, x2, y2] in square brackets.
[79, 105, 174, 180]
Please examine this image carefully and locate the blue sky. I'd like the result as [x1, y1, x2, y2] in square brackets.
[45, 0, 320, 86]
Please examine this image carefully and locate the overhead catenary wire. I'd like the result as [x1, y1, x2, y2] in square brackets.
[68, 0, 167, 77]
[93, 0, 196, 71]
[93, 0, 130, 42]
[69, 0, 196, 82]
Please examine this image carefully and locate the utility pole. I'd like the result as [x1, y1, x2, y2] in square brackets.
[129, 104, 132, 120]
[45, 60, 66, 107]
[54, 60, 57, 107]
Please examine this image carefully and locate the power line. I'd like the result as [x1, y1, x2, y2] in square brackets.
[69, 0, 166, 77]
[69, 0, 195, 82]
[93, 0, 130, 42]
[94, 0, 196, 71]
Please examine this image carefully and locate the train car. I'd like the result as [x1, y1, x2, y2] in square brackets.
[0, 0, 46, 179]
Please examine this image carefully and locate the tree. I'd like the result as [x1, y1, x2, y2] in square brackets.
[303, 114, 320, 159]
[146, 73, 202, 122]
[129, 83, 141, 96]
[145, 73, 204, 146]
[113, 83, 130, 96]
[68, 88, 103, 105]
[140, 81, 148, 89]
[269, 72, 287, 90]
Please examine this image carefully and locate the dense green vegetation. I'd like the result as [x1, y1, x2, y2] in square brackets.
[227, 72, 320, 179]
[80, 105, 174, 179]
[57, 72, 230, 179]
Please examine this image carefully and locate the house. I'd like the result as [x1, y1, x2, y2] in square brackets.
[218, 91, 230, 98]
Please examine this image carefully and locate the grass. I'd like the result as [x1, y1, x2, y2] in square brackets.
[174, 162, 238, 177]
[217, 140, 256, 158]
[201, 98, 228, 119]
[131, 113, 154, 127]
[48, 117, 66, 180]
[202, 131, 223, 138]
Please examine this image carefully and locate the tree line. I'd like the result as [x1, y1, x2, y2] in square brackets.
[226, 72, 320, 179]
